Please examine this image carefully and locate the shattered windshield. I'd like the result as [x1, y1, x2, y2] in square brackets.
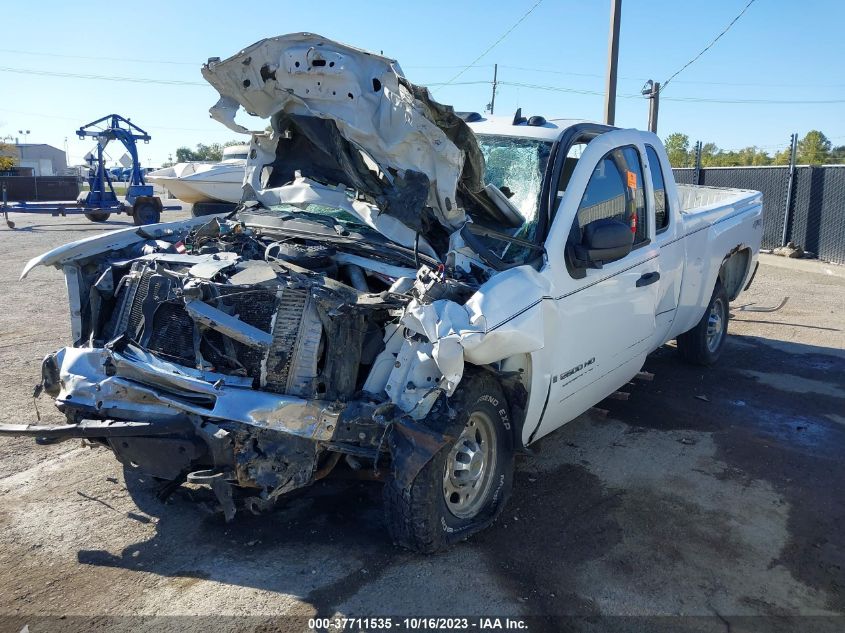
[476, 134, 552, 241]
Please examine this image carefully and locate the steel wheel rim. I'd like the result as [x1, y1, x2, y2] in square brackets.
[443, 410, 497, 519]
[706, 298, 726, 352]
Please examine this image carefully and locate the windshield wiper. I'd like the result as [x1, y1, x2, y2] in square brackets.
[460, 223, 545, 271]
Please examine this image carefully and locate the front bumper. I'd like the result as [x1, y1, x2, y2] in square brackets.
[39, 345, 343, 441]
[0, 345, 449, 517]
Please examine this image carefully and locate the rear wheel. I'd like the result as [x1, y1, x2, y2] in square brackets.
[677, 281, 729, 366]
[132, 202, 160, 226]
[383, 374, 514, 553]
[84, 212, 110, 222]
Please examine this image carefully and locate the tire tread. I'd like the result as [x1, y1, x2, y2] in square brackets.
[383, 373, 513, 553]
[677, 281, 728, 366]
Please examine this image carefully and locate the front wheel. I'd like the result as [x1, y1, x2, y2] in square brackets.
[677, 281, 729, 366]
[84, 212, 110, 222]
[383, 374, 514, 553]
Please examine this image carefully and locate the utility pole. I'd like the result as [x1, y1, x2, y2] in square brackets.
[642, 80, 660, 133]
[486, 64, 498, 114]
[603, 0, 622, 125]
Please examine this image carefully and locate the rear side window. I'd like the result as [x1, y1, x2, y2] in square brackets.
[646, 145, 669, 232]
[572, 145, 647, 246]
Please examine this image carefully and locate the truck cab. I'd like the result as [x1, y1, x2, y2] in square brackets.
[464, 114, 761, 444]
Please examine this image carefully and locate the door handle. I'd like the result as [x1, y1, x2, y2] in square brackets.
[636, 271, 660, 287]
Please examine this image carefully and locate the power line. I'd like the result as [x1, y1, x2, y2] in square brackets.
[498, 81, 845, 104]
[4, 60, 842, 107]
[662, 96, 845, 104]
[0, 64, 492, 90]
[499, 63, 845, 89]
[0, 48, 199, 66]
[442, 0, 544, 86]
[0, 66, 206, 86]
[662, 0, 758, 91]
[425, 81, 493, 87]
[405, 64, 495, 70]
[0, 107, 220, 133]
[500, 65, 607, 79]
[664, 77, 845, 89]
[499, 81, 608, 97]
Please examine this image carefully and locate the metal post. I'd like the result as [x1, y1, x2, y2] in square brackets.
[647, 82, 660, 133]
[3, 182, 13, 229]
[489, 63, 498, 115]
[781, 133, 798, 246]
[693, 141, 702, 184]
[603, 0, 622, 125]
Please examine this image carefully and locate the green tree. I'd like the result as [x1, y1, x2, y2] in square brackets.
[0, 142, 18, 170]
[772, 147, 791, 165]
[699, 142, 721, 166]
[797, 130, 831, 164]
[174, 141, 243, 162]
[663, 133, 691, 167]
[735, 147, 771, 166]
[175, 146, 196, 162]
[830, 145, 845, 165]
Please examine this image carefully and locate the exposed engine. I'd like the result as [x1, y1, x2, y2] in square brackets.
[86, 213, 478, 412]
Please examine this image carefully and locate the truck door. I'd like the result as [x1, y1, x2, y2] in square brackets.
[643, 141, 684, 347]
[529, 131, 660, 440]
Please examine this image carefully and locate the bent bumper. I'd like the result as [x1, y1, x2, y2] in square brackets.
[3, 345, 450, 509]
[37, 345, 343, 440]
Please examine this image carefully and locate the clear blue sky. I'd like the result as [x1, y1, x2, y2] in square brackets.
[2, 0, 842, 167]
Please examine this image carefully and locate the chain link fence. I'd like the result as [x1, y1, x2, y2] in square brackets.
[672, 165, 845, 264]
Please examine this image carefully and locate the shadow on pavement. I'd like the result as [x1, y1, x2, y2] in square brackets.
[74, 333, 845, 619]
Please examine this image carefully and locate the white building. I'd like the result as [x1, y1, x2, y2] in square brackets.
[16, 144, 68, 177]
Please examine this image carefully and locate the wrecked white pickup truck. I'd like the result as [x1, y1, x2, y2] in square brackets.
[1, 34, 762, 552]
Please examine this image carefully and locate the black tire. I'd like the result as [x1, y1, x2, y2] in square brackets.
[133, 202, 160, 226]
[383, 373, 514, 553]
[84, 212, 111, 222]
[677, 281, 729, 366]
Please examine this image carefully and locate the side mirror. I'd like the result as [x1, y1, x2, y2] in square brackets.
[573, 218, 633, 269]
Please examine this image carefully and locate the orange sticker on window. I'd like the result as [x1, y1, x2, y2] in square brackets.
[627, 171, 637, 189]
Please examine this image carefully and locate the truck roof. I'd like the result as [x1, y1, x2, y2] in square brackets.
[466, 115, 594, 141]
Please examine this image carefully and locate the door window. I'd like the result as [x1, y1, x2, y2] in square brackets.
[646, 145, 669, 233]
[571, 145, 647, 248]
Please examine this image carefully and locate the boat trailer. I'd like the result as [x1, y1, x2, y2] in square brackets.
[2, 114, 181, 229]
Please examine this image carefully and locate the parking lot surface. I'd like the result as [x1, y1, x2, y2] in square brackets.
[0, 211, 843, 632]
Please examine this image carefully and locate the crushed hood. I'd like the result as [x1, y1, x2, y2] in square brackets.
[201, 33, 488, 245]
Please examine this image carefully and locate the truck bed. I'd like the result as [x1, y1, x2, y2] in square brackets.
[677, 184, 760, 213]
[677, 184, 761, 214]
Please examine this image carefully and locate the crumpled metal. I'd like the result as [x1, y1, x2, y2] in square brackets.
[400, 265, 553, 394]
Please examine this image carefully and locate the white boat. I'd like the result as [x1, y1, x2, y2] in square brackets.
[147, 145, 248, 204]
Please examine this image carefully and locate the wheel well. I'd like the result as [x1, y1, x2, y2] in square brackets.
[719, 247, 751, 301]
[489, 355, 532, 450]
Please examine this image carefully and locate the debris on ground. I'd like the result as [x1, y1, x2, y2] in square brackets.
[772, 242, 805, 258]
